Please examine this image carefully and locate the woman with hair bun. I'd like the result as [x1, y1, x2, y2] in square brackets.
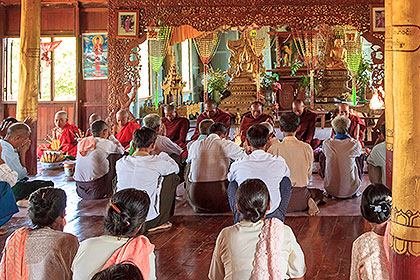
[0, 187, 79, 280]
[72, 188, 156, 280]
[350, 184, 391, 280]
[209, 179, 306, 280]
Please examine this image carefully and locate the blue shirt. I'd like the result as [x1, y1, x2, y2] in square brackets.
[0, 140, 27, 180]
[334, 134, 351, 140]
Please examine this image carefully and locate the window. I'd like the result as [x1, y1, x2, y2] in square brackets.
[3, 37, 76, 101]
[181, 39, 192, 92]
[137, 39, 151, 99]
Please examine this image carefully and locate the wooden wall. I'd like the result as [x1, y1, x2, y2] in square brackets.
[0, 3, 108, 140]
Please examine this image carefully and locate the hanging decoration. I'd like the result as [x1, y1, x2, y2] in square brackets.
[148, 26, 172, 109]
[249, 27, 267, 101]
[344, 30, 362, 106]
[193, 31, 221, 102]
[293, 30, 321, 108]
[40, 41, 62, 67]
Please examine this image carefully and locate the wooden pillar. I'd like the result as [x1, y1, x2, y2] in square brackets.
[384, 0, 393, 189]
[18, 0, 40, 175]
[389, 0, 420, 278]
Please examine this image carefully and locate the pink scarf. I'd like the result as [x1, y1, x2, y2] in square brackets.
[251, 218, 283, 280]
[78, 136, 96, 156]
[102, 235, 155, 279]
[0, 227, 30, 280]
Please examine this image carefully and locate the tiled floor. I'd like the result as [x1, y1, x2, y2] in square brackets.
[0, 167, 370, 279]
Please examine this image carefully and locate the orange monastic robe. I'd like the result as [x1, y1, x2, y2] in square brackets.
[115, 121, 141, 149]
[37, 122, 80, 158]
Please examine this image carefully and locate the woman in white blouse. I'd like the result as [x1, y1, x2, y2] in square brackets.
[209, 179, 306, 280]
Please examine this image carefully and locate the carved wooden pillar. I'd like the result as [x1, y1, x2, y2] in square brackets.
[384, 0, 393, 189]
[18, 0, 40, 175]
[389, 0, 420, 278]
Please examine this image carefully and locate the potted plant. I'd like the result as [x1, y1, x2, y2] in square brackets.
[355, 55, 372, 102]
[208, 68, 228, 103]
[260, 73, 281, 105]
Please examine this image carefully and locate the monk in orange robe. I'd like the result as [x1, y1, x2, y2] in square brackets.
[114, 110, 141, 149]
[37, 111, 80, 158]
[191, 100, 232, 141]
[162, 105, 190, 150]
[292, 99, 321, 149]
[338, 103, 366, 146]
[239, 101, 273, 145]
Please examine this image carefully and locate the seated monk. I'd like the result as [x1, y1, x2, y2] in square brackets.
[74, 120, 124, 200]
[0, 188, 79, 280]
[191, 100, 232, 140]
[186, 122, 245, 213]
[116, 128, 180, 231]
[162, 105, 190, 150]
[338, 103, 366, 146]
[114, 110, 141, 149]
[84, 113, 101, 137]
[292, 99, 321, 149]
[322, 116, 363, 198]
[239, 101, 273, 146]
[268, 113, 323, 216]
[37, 111, 80, 158]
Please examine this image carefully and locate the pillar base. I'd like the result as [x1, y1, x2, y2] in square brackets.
[391, 250, 420, 280]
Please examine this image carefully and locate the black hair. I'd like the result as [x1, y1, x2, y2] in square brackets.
[1, 117, 18, 125]
[28, 187, 66, 227]
[279, 112, 300, 133]
[91, 263, 144, 280]
[209, 122, 228, 136]
[236, 179, 270, 223]
[379, 124, 386, 136]
[246, 124, 269, 148]
[91, 120, 108, 137]
[361, 184, 392, 224]
[104, 188, 151, 237]
[132, 127, 157, 149]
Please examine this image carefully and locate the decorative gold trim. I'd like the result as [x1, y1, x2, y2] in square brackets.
[390, 207, 420, 256]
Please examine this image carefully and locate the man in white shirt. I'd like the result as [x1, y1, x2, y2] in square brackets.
[142, 113, 182, 157]
[367, 125, 386, 185]
[1, 123, 53, 202]
[186, 119, 214, 151]
[74, 120, 124, 200]
[116, 127, 180, 231]
[228, 123, 292, 222]
[186, 122, 245, 212]
[323, 116, 363, 198]
[268, 112, 322, 216]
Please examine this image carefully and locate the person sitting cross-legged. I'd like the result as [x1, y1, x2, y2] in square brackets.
[116, 127, 180, 231]
[186, 122, 245, 213]
[1, 123, 54, 203]
[74, 120, 124, 200]
[268, 112, 323, 216]
[323, 116, 363, 198]
[0, 187, 79, 280]
[209, 179, 306, 280]
[367, 125, 386, 185]
[72, 189, 156, 280]
[228, 123, 292, 223]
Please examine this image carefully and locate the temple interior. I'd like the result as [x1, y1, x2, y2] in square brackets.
[0, 0, 418, 279]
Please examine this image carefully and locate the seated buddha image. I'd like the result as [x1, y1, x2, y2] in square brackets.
[327, 39, 347, 70]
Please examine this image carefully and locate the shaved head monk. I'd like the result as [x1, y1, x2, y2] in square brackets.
[114, 109, 141, 149]
[292, 99, 321, 149]
[239, 101, 273, 145]
[37, 111, 80, 158]
[191, 100, 232, 140]
[162, 105, 190, 150]
[85, 113, 101, 136]
[338, 103, 366, 146]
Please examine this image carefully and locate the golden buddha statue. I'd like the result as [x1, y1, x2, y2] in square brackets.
[327, 39, 347, 69]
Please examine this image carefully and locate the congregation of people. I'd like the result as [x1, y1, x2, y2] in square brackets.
[0, 98, 389, 280]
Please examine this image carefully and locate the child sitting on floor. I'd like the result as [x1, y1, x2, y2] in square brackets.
[72, 189, 156, 280]
[209, 178, 306, 280]
[350, 184, 391, 280]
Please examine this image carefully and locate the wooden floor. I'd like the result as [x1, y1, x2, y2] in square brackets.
[0, 168, 371, 280]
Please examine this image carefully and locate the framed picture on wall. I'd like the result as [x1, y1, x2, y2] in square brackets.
[371, 6, 385, 32]
[116, 10, 139, 38]
[82, 33, 108, 80]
